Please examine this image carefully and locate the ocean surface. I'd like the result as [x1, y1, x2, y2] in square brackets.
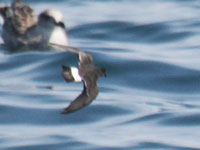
[1, 0, 200, 149]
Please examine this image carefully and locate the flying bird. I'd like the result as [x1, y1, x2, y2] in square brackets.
[51, 44, 106, 114]
[0, 0, 68, 50]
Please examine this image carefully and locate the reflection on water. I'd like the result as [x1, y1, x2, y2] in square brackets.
[1, 0, 200, 150]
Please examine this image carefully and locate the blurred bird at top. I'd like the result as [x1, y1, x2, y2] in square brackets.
[0, 0, 69, 50]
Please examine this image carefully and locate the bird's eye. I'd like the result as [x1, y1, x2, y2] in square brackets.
[57, 22, 65, 28]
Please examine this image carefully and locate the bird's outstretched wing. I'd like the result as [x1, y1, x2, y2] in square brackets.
[50, 43, 81, 54]
[61, 79, 98, 114]
[50, 43, 93, 64]
[61, 72, 99, 114]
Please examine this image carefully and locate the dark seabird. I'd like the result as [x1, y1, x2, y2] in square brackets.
[0, 0, 68, 50]
[51, 44, 106, 114]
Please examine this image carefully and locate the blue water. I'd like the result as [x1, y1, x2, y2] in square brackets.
[1, 0, 200, 149]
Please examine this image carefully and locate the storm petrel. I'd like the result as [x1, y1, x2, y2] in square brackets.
[51, 44, 106, 114]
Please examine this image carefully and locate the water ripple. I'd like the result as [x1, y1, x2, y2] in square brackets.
[1, 0, 200, 149]
[69, 21, 193, 43]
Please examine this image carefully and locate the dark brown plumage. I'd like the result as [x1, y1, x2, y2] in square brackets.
[51, 44, 106, 114]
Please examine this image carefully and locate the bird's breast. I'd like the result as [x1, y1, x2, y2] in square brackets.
[49, 26, 69, 46]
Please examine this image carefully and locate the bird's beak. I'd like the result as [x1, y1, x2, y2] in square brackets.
[101, 68, 106, 77]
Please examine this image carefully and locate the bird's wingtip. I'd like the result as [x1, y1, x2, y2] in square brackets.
[61, 107, 76, 114]
[60, 110, 68, 114]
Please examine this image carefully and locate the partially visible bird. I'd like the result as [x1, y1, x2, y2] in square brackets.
[51, 44, 106, 114]
[0, 0, 69, 50]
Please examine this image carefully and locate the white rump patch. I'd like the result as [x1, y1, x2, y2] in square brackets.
[71, 67, 82, 82]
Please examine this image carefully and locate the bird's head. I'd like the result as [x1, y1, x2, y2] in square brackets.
[39, 8, 65, 28]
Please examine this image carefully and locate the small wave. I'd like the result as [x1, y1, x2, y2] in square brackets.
[159, 112, 200, 126]
[69, 20, 193, 43]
